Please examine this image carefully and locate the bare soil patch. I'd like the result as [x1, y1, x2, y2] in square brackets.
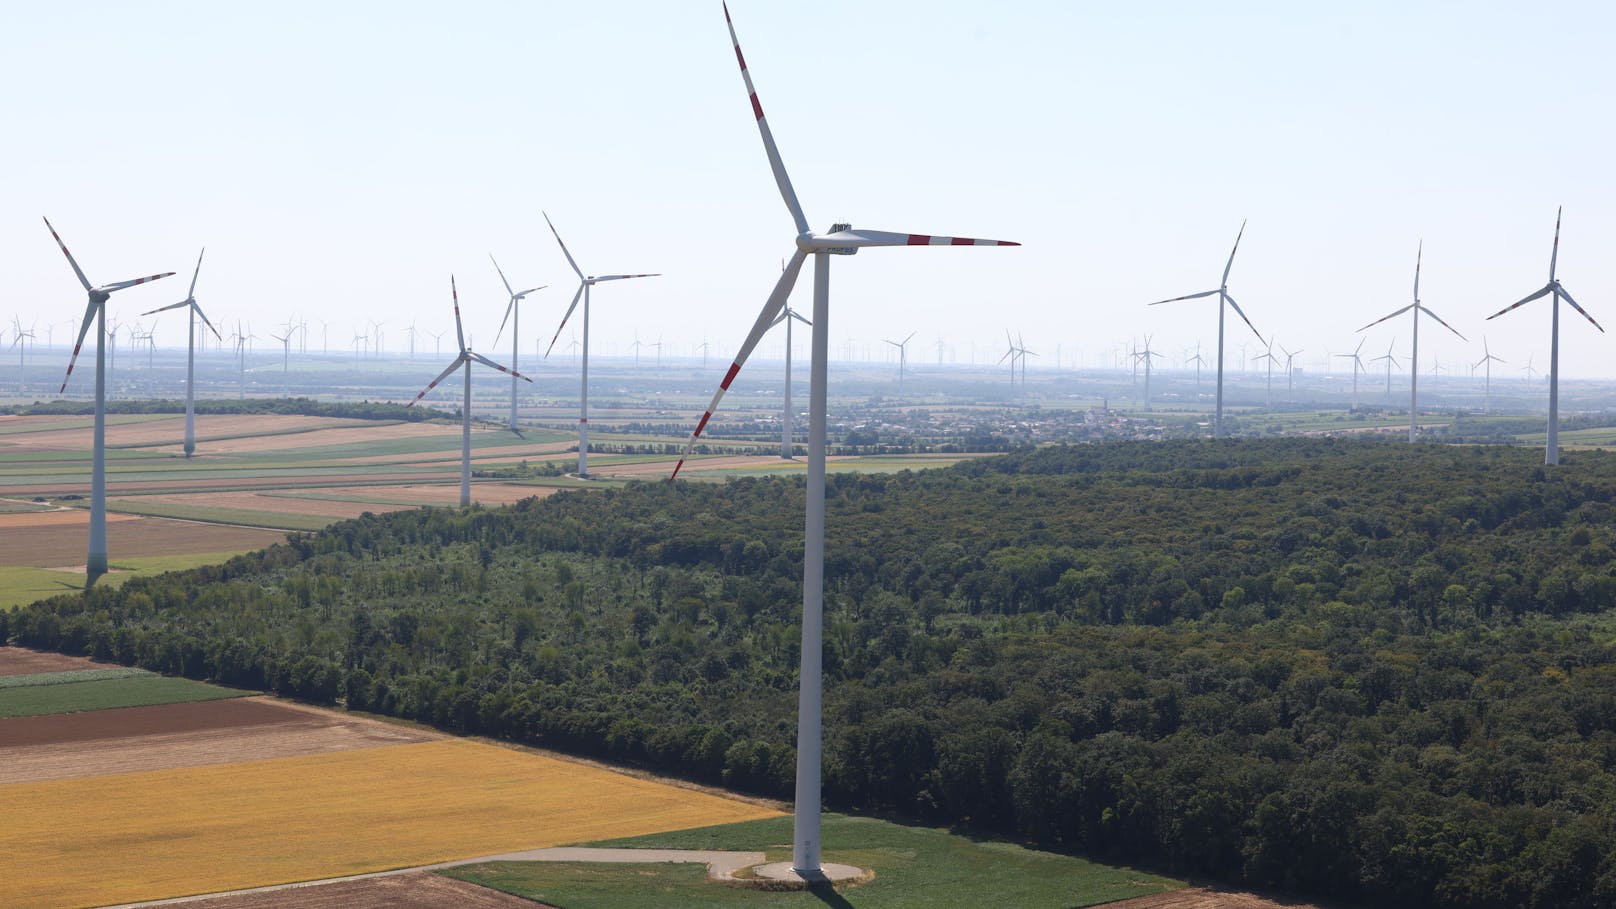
[0, 696, 437, 783]
[0, 647, 107, 677]
[1, 515, 283, 567]
[143, 419, 450, 455]
[3, 415, 344, 452]
[162, 871, 550, 909]
[0, 509, 140, 529]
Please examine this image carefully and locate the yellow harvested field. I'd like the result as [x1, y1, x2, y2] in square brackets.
[0, 508, 141, 529]
[144, 419, 453, 455]
[0, 738, 779, 909]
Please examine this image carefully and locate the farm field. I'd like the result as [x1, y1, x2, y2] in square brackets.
[0, 672, 246, 718]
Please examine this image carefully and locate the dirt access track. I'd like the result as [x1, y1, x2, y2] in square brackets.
[125, 871, 551, 909]
[0, 696, 438, 784]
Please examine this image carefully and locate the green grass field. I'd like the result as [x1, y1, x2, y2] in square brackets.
[444, 814, 1182, 909]
[0, 551, 276, 610]
[0, 674, 246, 718]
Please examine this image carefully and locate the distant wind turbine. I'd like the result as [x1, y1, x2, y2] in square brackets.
[46, 217, 174, 585]
[1357, 243, 1467, 443]
[1134, 335, 1163, 410]
[140, 249, 221, 457]
[1474, 336, 1506, 415]
[1148, 220, 1263, 437]
[672, 3, 1017, 876]
[1485, 208, 1603, 465]
[1252, 338, 1278, 407]
[1279, 344, 1304, 404]
[1334, 338, 1367, 412]
[774, 304, 810, 458]
[407, 277, 532, 507]
[491, 255, 547, 432]
[884, 331, 915, 389]
[1372, 340, 1399, 400]
[541, 213, 659, 479]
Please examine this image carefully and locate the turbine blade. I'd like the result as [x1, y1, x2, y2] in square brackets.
[192, 303, 223, 340]
[452, 276, 465, 351]
[1485, 284, 1553, 320]
[407, 358, 466, 407]
[592, 273, 661, 282]
[43, 217, 92, 291]
[1419, 306, 1468, 341]
[723, 2, 809, 235]
[490, 253, 516, 297]
[1221, 219, 1247, 287]
[469, 351, 535, 382]
[103, 272, 176, 292]
[543, 212, 585, 280]
[1555, 284, 1605, 333]
[790, 310, 811, 326]
[1149, 289, 1219, 305]
[517, 285, 548, 297]
[1223, 292, 1263, 340]
[544, 283, 586, 357]
[672, 247, 808, 479]
[493, 298, 516, 347]
[140, 300, 191, 316]
[810, 228, 1019, 249]
[1544, 205, 1557, 279]
[187, 248, 205, 300]
[1413, 240, 1423, 302]
[903, 331, 916, 344]
[60, 299, 101, 393]
[1356, 303, 1416, 332]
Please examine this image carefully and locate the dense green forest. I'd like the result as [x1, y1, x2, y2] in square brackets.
[2, 397, 435, 421]
[12, 438, 1616, 907]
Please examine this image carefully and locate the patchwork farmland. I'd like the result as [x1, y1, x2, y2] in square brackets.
[0, 646, 779, 909]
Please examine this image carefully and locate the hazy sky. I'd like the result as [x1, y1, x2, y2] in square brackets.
[4, 1, 1614, 383]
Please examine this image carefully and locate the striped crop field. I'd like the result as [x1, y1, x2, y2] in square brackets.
[0, 738, 780, 909]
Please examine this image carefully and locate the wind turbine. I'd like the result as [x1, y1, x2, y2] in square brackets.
[1372, 340, 1399, 400]
[1335, 338, 1367, 412]
[1279, 343, 1304, 405]
[1522, 354, 1539, 383]
[1148, 221, 1263, 437]
[1485, 208, 1603, 466]
[998, 331, 1020, 390]
[884, 331, 915, 389]
[1134, 335, 1163, 410]
[270, 329, 292, 377]
[1017, 336, 1037, 387]
[11, 319, 36, 394]
[1188, 343, 1207, 394]
[407, 277, 532, 507]
[1474, 336, 1506, 415]
[491, 255, 547, 432]
[1357, 243, 1467, 443]
[140, 250, 221, 457]
[773, 304, 811, 458]
[1252, 338, 1278, 407]
[46, 218, 174, 585]
[541, 213, 659, 479]
[672, 4, 1017, 877]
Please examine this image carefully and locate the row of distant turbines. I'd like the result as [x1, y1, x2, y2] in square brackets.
[1145, 210, 1599, 465]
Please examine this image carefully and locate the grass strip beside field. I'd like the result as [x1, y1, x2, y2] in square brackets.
[0, 674, 246, 718]
[445, 814, 1181, 909]
[0, 738, 779, 909]
[0, 667, 150, 689]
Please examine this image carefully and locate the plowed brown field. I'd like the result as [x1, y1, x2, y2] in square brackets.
[0, 696, 436, 784]
[1107, 887, 1326, 909]
[0, 647, 106, 676]
[0, 514, 284, 567]
[162, 871, 551, 909]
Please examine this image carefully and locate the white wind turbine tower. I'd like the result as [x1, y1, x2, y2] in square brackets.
[1148, 221, 1264, 437]
[1474, 336, 1506, 415]
[11, 319, 37, 394]
[140, 250, 221, 457]
[1188, 343, 1207, 395]
[673, 4, 1017, 877]
[541, 213, 659, 479]
[1522, 354, 1539, 383]
[270, 329, 293, 383]
[884, 331, 915, 390]
[491, 255, 547, 432]
[1279, 343, 1303, 404]
[46, 217, 174, 585]
[430, 328, 448, 357]
[1485, 208, 1603, 466]
[773, 304, 811, 458]
[1357, 243, 1467, 443]
[407, 278, 532, 507]
[1335, 338, 1367, 412]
